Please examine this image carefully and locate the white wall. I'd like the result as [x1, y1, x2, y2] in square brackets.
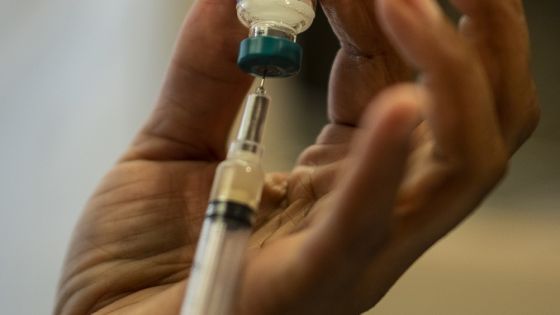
[0, 1, 190, 313]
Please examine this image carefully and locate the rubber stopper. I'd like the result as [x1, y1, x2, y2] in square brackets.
[237, 36, 302, 77]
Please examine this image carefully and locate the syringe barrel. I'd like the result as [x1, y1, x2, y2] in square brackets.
[181, 210, 252, 315]
[181, 90, 269, 314]
[181, 151, 264, 314]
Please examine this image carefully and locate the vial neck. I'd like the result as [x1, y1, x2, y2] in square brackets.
[249, 22, 297, 42]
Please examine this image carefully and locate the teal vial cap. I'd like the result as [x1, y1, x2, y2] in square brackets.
[237, 36, 302, 78]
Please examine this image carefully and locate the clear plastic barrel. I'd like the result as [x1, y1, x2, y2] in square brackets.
[209, 148, 264, 210]
[181, 218, 251, 315]
[181, 91, 268, 314]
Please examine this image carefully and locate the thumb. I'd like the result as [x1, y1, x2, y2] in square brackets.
[307, 84, 423, 272]
[125, 0, 253, 162]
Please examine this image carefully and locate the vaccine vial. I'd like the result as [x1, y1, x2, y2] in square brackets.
[237, 0, 316, 35]
[236, 0, 317, 77]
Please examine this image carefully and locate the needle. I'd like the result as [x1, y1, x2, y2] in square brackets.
[257, 71, 267, 94]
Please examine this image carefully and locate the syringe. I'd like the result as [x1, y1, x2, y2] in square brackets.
[181, 79, 270, 315]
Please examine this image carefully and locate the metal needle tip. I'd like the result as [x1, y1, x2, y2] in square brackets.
[256, 75, 266, 94]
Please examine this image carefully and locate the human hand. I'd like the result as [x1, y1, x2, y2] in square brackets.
[54, 0, 538, 314]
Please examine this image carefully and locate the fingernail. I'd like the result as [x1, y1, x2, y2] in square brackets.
[403, 0, 442, 21]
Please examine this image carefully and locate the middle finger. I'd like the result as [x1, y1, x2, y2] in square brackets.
[321, 0, 413, 127]
[377, 0, 506, 170]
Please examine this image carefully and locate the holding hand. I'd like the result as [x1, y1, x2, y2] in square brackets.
[55, 0, 538, 314]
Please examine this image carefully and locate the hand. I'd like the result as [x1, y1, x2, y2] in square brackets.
[54, 0, 539, 314]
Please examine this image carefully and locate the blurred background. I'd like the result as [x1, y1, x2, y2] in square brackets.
[0, 0, 558, 314]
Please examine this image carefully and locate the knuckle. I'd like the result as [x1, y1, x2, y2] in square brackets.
[524, 90, 541, 133]
[449, 143, 510, 189]
[488, 153, 509, 184]
[511, 85, 540, 149]
[440, 42, 482, 79]
[471, 147, 510, 187]
[297, 145, 322, 166]
[507, 0, 526, 16]
[444, 43, 474, 70]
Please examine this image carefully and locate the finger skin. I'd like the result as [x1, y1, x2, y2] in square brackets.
[453, 0, 539, 151]
[314, 84, 422, 257]
[298, 85, 422, 313]
[321, 0, 413, 127]
[377, 0, 506, 175]
[328, 0, 511, 311]
[125, 0, 253, 161]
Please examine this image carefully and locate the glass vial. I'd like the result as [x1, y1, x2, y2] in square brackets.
[236, 0, 317, 77]
[237, 0, 316, 37]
